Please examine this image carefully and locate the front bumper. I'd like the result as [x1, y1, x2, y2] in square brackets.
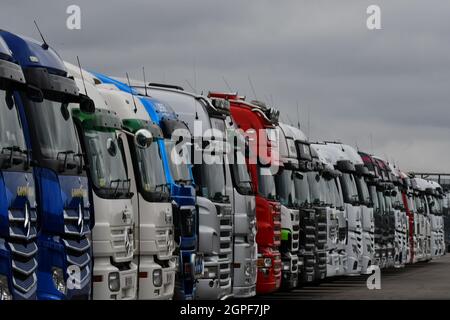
[137, 256, 176, 300]
[92, 259, 137, 300]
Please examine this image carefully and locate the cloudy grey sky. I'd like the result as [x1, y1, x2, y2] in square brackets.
[2, 0, 450, 172]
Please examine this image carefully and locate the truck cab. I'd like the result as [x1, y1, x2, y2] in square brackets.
[0, 35, 38, 300]
[208, 94, 258, 298]
[92, 75, 201, 300]
[1, 31, 93, 299]
[216, 93, 282, 294]
[386, 162, 408, 268]
[323, 143, 363, 275]
[372, 157, 396, 268]
[275, 123, 300, 289]
[64, 65, 138, 300]
[398, 172, 414, 264]
[92, 81, 176, 299]
[141, 85, 233, 300]
[311, 144, 346, 278]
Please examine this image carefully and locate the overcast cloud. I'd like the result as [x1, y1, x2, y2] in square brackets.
[1, 0, 450, 172]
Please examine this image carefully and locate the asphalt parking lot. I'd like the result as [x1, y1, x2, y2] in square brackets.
[258, 254, 450, 300]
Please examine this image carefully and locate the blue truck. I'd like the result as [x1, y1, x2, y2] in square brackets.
[1, 31, 93, 299]
[0, 34, 38, 300]
[92, 74, 202, 300]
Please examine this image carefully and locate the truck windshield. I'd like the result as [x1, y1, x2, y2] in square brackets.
[276, 169, 297, 207]
[197, 161, 228, 203]
[393, 187, 404, 210]
[258, 166, 277, 201]
[328, 178, 341, 208]
[369, 185, 380, 215]
[165, 139, 192, 184]
[0, 90, 26, 151]
[414, 194, 423, 213]
[84, 130, 129, 197]
[135, 140, 167, 194]
[231, 160, 253, 195]
[355, 175, 371, 206]
[385, 194, 393, 213]
[378, 191, 386, 214]
[294, 171, 310, 207]
[319, 177, 331, 206]
[24, 96, 80, 160]
[307, 171, 322, 205]
[340, 173, 359, 205]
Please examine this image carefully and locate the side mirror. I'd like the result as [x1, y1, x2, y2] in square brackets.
[26, 85, 44, 103]
[135, 129, 153, 149]
[80, 94, 95, 113]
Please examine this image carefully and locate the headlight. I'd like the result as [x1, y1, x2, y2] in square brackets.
[0, 275, 12, 300]
[244, 263, 252, 277]
[204, 266, 218, 279]
[257, 257, 272, 268]
[52, 267, 67, 295]
[153, 269, 163, 287]
[108, 272, 120, 292]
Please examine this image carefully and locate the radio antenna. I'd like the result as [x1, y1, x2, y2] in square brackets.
[248, 76, 257, 100]
[126, 72, 138, 113]
[185, 79, 197, 94]
[76, 56, 88, 96]
[222, 76, 233, 92]
[34, 20, 49, 50]
[296, 101, 301, 129]
[142, 67, 148, 96]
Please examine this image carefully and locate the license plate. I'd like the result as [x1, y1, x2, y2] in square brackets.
[166, 273, 173, 283]
[125, 276, 132, 288]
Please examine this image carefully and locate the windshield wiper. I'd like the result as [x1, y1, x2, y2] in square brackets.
[109, 178, 132, 197]
[57, 150, 76, 172]
[1, 145, 29, 169]
[175, 178, 194, 185]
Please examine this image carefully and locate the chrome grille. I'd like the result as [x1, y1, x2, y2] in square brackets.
[218, 205, 232, 289]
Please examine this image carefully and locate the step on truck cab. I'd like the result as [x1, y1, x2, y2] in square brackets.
[92, 75, 202, 300]
[1, 31, 93, 299]
[208, 94, 257, 298]
[216, 93, 282, 294]
[64, 64, 138, 300]
[140, 85, 233, 300]
[0, 35, 38, 300]
[323, 143, 363, 275]
[311, 144, 347, 278]
[92, 81, 176, 299]
[275, 123, 300, 289]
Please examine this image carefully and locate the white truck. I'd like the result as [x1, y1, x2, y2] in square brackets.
[94, 82, 176, 299]
[65, 63, 138, 300]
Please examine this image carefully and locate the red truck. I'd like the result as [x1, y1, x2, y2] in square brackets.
[209, 92, 282, 294]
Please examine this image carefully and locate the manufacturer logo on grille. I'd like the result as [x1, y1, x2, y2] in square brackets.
[78, 203, 84, 235]
[24, 202, 31, 238]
